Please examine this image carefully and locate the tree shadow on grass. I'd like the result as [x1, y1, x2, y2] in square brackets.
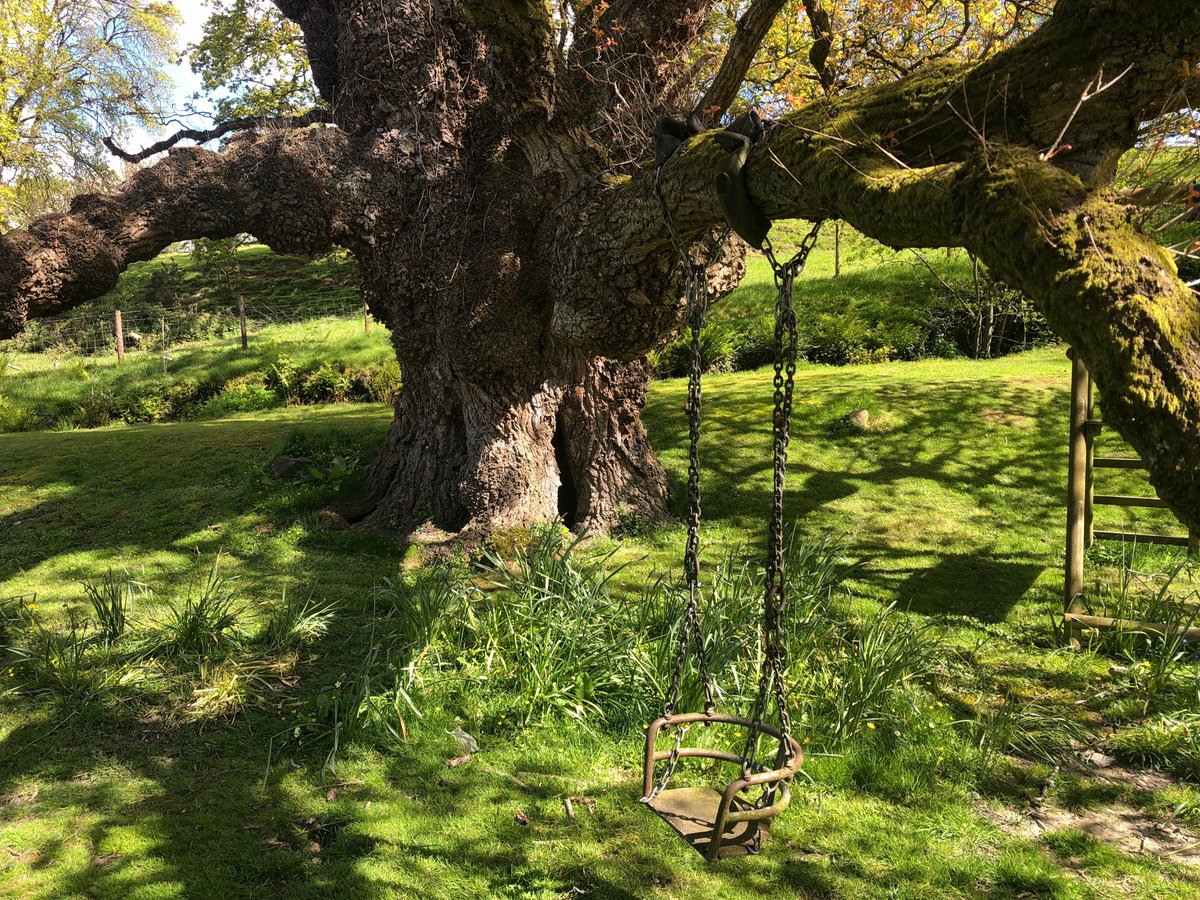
[895, 554, 1045, 622]
[0, 701, 381, 898]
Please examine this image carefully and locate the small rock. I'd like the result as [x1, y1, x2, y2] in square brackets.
[268, 455, 316, 478]
[448, 727, 479, 754]
[1085, 750, 1116, 769]
[845, 409, 871, 431]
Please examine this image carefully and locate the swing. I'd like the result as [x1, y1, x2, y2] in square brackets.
[640, 117, 823, 862]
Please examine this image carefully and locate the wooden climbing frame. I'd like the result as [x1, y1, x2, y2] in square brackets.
[1063, 349, 1199, 648]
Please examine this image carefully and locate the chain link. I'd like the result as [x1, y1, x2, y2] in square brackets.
[741, 220, 824, 783]
[646, 166, 730, 801]
[649, 164, 821, 806]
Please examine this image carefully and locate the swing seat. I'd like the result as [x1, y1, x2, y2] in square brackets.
[641, 712, 802, 861]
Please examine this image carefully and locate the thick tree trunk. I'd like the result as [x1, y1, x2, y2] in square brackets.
[341, 353, 667, 535]
[2, 0, 1199, 540]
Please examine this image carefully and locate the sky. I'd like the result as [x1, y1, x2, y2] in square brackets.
[126, 2, 214, 150]
[164, 2, 210, 124]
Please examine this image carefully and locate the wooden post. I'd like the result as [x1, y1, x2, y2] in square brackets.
[161, 318, 168, 376]
[1189, 530, 1199, 557]
[1084, 364, 1095, 547]
[114, 310, 125, 363]
[239, 297, 248, 349]
[1065, 348, 1089, 647]
[834, 221, 842, 278]
[363, 299, 371, 332]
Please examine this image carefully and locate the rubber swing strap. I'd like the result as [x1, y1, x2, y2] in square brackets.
[741, 222, 824, 779]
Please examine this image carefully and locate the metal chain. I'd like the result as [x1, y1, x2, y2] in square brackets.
[653, 165, 726, 723]
[741, 220, 824, 783]
[646, 166, 730, 801]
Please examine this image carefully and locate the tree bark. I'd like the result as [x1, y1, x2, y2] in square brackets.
[1, 0, 1198, 539]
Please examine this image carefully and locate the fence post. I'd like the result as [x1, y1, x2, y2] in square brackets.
[363, 299, 371, 332]
[1084, 363, 1095, 548]
[239, 297, 248, 350]
[114, 310, 125, 363]
[1065, 348, 1089, 648]
[1189, 530, 1199, 557]
[161, 318, 168, 376]
[834, 221, 841, 278]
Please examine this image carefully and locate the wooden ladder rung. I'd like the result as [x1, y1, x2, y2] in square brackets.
[1093, 494, 1169, 509]
[1092, 529, 1191, 547]
[1093, 456, 1145, 469]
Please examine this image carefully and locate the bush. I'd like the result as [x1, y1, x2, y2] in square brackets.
[265, 354, 302, 402]
[651, 321, 742, 376]
[364, 360, 403, 404]
[0, 396, 34, 432]
[299, 363, 354, 404]
[116, 389, 171, 424]
[203, 377, 281, 417]
[76, 390, 118, 428]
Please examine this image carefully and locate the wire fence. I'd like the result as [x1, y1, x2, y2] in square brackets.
[2, 289, 374, 360]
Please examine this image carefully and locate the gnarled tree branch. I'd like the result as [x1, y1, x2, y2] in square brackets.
[695, 0, 789, 120]
[0, 127, 355, 338]
[103, 108, 334, 164]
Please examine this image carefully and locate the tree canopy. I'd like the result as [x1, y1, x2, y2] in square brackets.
[187, 0, 321, 120]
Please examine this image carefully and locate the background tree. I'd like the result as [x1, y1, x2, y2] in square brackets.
[0, 0, 178, 227]
[0, 0, 1198, 539]
[187, 0, 322, 119]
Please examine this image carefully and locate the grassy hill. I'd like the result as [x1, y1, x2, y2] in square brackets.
[1, 227, 1048, 434]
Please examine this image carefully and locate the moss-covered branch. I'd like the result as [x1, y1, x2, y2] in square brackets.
[567, 0, 1200, 526]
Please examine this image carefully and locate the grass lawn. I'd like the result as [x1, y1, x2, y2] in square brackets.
[0, 317, 397, 432]
[2, 346, 1200, 899]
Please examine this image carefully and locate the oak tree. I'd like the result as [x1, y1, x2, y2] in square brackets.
[1, 0, 1198, 539]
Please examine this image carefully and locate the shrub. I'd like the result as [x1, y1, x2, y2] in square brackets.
[117, 389, 171, 424]
[651, 321, 742, 376]
[203, 376, 280, 417]
[76, 389, 118, 429]
[364, 359, 403, 403]
[299, 363, 353, 403]
[0, 396, 34, 433]
[266, 354, 302, 402]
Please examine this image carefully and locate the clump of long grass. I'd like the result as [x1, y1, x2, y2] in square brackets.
[966, 695, 1087, 767]
[257, 586, 336, 650]
[472, 524, 637, 724]
[1085, 551, 1200, 712]
[82, 569, 144, 645]
[153, 556, 244, 660]
[8, 608, 111, 707]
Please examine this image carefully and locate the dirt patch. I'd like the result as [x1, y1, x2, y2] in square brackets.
[977, 762, 1200, 865]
